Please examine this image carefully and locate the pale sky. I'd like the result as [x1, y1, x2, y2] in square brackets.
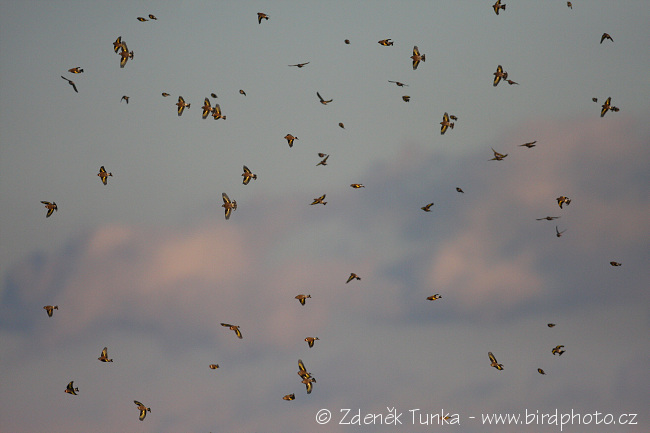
[1, 1, 649, 432]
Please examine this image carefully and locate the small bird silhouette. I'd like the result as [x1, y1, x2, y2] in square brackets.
[538, 368, 546, 375]
[61, 76, 78, 93]
[137, 17, 148, 22]
[548, 323, 556, 328]
[402, 95, 411, 102]
[162, 92, 170, 97]
[118, 43, 134, 68]
[134, 400, 151, 421]
[350, 184, 365, 189]
[41, 201, 58, 218]
[556, 196, 571, 209]
[339, 122, 345, 129]
[488, 352, 504, 370]
[113, 36, 123, 53]
[427, 294, 442, 301]
[490, 148, 508, 161]
[148, 14, 157, 20]
[221, 323, 242, 339]
[378, 39, 394, 46]
[242, 165, 257, 185]
[305, 337, 320, 348]
[552, 345, 565, 356]
[388, 80, 408, 87]
[257, 12, 269, 24]
[209, 364, 219, 369]
[43, 305, 58, 317]
[120, 95, 130, 104]
[295, 294, 311, 306]
[506, 79, 519, 85]
[210, 93, 218, 99]
[239, 89, 246, 96]
[493, 65, 508, 87]
[609, 261, 622, 267]
[176, 96, 190, 116]
[411, 46, 425, 70]
[302, 376, 316, 394]
[201, 98, 212, 119]
[600, 33, 613, 44]
[346, 273, 360, 284]
[284, 134, 298, 148]
[68, 67, 84, 74]
[555, 226, 566, 237]
[297, 359, 312, 379]
[316, 154, 329, 166]
[317, 91, 333, 105]
[519, 141, 537, 148]
[567, 2, 572, 9]
[440, 112, 454, 135]
[65, 381, 79, 395]
[456, 187, 464, 193]
[211, 103, 226, 120]
[537, 216, 560, 221]
[311, 194, 327, 205]
[221, 193, 237, 220]
[289, 62, 310, 68]
[421, 203, 434, 212]
[344, 39, 350, 45]
[283, 393, 295, 400]
[600, 97, 613, 117]
[492, 0, 506, 15]
[98, 347, 113, 362]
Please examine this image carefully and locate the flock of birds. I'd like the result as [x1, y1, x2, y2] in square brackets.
[36, 3, 628, 426]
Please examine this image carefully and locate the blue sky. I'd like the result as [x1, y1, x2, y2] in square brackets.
[1, 1, 649, 432]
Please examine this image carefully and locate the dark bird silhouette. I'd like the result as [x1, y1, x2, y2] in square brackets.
[492, 0, 506, 15]
[456, 187, 464, 193]
[68, 67, 83, 74]
[176, 96, 190, 116]
[440, 112, 454, 135]
[609, 261, 622, 267]
[61, 76, 78, 93]
[257, 12, 269, 24]
[65, 381, 79, 395]
[346, 273, 360, 284]
[555, 226, 566, 237]
[43, 305, 58, 317]
[519, 141, 536, 148]
[427, 294, 442, 301]
[289, 62, 310, 68]
[536, 216, 559, 221]
[402, 95, 411, 102]
[317, 91, 333, 105]
[388, 80, 408, 87]
[490, 148, 508, 161]
[600, 33, 613, 44]
[421, 203, 434, 212]
[552, 345, 565, 356]
[378, 39, 394, 46]
[121, 95, 129, 104]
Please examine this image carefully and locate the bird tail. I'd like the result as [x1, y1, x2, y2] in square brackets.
[421, 54, 426, 62]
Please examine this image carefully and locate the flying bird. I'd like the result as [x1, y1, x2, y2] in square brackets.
[519, 141, 537, 148]
[221, 323, 242, 339]
[113, 36, 123, 53]
[283, 393, 295, 401]
[43, 305, 58, 317]
[493, 65, 508, 86]
[350, 184, 365, 188]
[137, 17, 148, 22]
[600, 33, 613, 44]
[490, 148, 508, 161]
[61, 76, 78, 93]
[410, 46, 425, 70]
[567, 2, 572, 9]
[609, 261, 622, 267]
[65, 381, 79, 395]
[537, 216, 560, 221]
[488, 352, 504, 370]
[402, 95, 411, 102]
[210, 93, 218, 99]
[388, 80, 408, 87]
[68, 67, 83, 74]
[592, 97, 598, 103]
[556, 196, 571, 209]
[241, 165, 257, 185]
[552, 345, 565, 356]
[134, 401, 151, 421]
[284, 134, 298, 147]
[506, 79, 519, 85]
[555, 226, 566, 237]
[98, 347, 113, 362]
[440, 112, 454, 135]
[421, 203, 434, 212]
[316, 154, 329, 166]
[600, 97, 614, 117]
[257, 12, 269, 24]
[456, 187, 464, 193]
[121, 95, 129, 104]
[201, 98, 212, 119]
[209, 364, 219, 369]
[239, 89, 246, 96]
[148, 14, 157, 20]
[176, 96, 190, 116]
[118, 42, 134, 68]
[41, 201, 58, 218]
[221, 193, 237, 220]
[317, 91, 333, 105]
[378, 39, 394, 46]
[162, 92, 170, 97]
[538, 368, 546, 375]
[492, 0, 506, 15]
[305, 337, 320, 348]
[302, 376, 316, 394]
[339, 122, 345, 129]
[344, 39, 350, 44]
[289, 62, 310, 68]
[346, 273, 360, 284]
[212, 103, 226, 120]
[311, 194, 327, 205]
[427, 294, 442, 301]
[295, 294, 311, 306]
[297, 359, 312, 379]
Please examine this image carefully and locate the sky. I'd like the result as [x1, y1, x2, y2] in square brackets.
[1, 1, 649, 432]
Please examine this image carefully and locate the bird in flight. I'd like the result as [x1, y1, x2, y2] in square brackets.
[221, 193, 237, 220]
[536, 216, 559, 221]
[134, 400, 151, 421]
[609, 261, 622, 267]
[239, 89, 246, 96]
[493, 65, 508, 86]
[118, 42, 134, 68]
[316, 154, 329, 166]
[555, 226, 566, 237]
[490, 148, 508, 161]
[346, 273, 360, 284]
[137, 17, 148, 22]
[421, 203, 434, 212]
[519, 141, 537, 148]
[43, 305, 58, 317]
[311, 194, 327, 205]
[295, 294, 311, 306]
[440, 112, 454, 135]
[547, 323, 556, 328]
[201, 98, 213, 119]
[68, 67, 83, 74]
[552, 345, 565, 356]
[221, 323, 242, 339]
[212, 103, 226, 120]
[350, 184, 365, 189]
[339, 122, 345, 129]
[61, 76, 78, 93]
[176, 96, 190, 116]
[411, 46, 425, 70]
[209, 364, 219, 369]
[283, 393, 295, 401]
[402, 95, 411, 102]
[305, 337, 320, 348]
[120, 95, 129, 104]
[600, 33, 613, 44]
[289, 62, 310, 68]
[600, 97, 619, 117]
[388, 80, 408, 87]
[538, 368, 546, 375]
[242, 165, 257, 185]
[148, 14, 157, 20]
[65, 381, 79, 395]
[41, 201, 58, 218]
[97, 166, 113, 185]
[98, 347, 113, 362]
[298, 359, 316, 394]
[378, 39, 394, 46]
[257, 12, 269, 24]
[317, 91, 333, 105]
[427, 294, 442, 301]
[506, 79, 519, 85]
[344, 39, 350, 45]
[456, 187, 464, 193]
[113, 36, 123, 53]
[567, 2, 572, 9]
[556, 196, 571, 209]
[492, 0, 506, 15]
[488, 352, 504, 370]
[162, 92, 170, 97]
[284, 134, 298, 147]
